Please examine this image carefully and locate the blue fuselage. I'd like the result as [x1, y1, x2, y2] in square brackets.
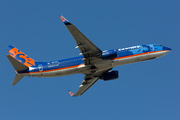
[21, 44, 171, 77]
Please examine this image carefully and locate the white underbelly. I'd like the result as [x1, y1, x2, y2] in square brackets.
[27, 67, 80, 77]
[114, 53, 150, 66]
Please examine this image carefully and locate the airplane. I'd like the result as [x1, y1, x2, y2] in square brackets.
[6, 15, 171, 97]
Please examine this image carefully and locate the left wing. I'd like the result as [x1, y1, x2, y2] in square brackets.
[60, 15, 102, 65]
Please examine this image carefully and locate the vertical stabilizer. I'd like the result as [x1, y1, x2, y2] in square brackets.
[6, 45, 36, 67]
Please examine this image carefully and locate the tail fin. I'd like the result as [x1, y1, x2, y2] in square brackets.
[6, 45, 36, 85]
[6, 45, 36, 68]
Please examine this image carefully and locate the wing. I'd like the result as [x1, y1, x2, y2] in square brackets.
[73, 69, 112, 97]
[60, 15, 102, 65]
[74, 77, 99, 97]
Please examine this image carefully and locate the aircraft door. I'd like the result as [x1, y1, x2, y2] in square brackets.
[38, 64, 43, 71]
[150, 45, 154, 51]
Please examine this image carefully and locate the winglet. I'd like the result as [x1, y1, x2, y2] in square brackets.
[68, 90, 75, 97]
[59, 15, 71, 25]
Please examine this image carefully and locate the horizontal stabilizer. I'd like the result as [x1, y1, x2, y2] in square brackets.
[6, 55, 29, 72]
[13, 74, 25, 86]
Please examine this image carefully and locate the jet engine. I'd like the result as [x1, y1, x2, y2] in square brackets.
[101, 70, 119, 81]
[102, 49, 118, 59]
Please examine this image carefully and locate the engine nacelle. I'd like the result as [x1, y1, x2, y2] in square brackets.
[102, 70, 119, 81]
[102, 49, 118, 59]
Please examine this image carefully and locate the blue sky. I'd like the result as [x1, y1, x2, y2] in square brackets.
[0, 0, 179, 120]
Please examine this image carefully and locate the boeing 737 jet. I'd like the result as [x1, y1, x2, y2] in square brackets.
[6, 15, 171, 97]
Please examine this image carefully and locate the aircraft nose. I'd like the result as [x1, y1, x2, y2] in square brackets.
[163, 46, 171, 51]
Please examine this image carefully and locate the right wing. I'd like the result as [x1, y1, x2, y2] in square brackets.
[60, 15, 102, 65]
[74, 77, 99, 97]
[73, 69, 112, 97]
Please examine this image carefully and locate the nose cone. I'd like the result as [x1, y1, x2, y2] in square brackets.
[163, 46, 171, 51]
